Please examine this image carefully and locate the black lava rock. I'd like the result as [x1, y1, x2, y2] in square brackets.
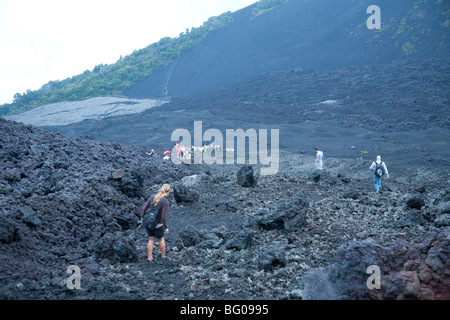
[256, 197, 309, 231]
[257, 246, 286, 271]
[223, 230, 254, 251]
[95, 233, 139, 263]
[342, 189, 361, 200]
[0, 215, 21, 244]
[19, 206, 41, 227]
[173, 185, 200, 204]
[406, 196, 425, 210]
[237, 165, 256, 187]
[179, 225, 202, 247]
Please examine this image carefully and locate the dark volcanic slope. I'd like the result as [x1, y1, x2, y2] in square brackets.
[0, 118, 194, 299]
[124, 0, 450, 99]
[1, 118, 449, 300]
[48, 58, 450, 169]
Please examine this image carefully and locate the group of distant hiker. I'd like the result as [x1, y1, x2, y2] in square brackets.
[147, 142, 235, 162]
[141, 146, 390, 262]
[145, 143, 178, 160]
[313, 147, 389, 193]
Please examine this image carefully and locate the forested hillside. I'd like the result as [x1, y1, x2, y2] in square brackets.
[0, 11, 235, 116]
[1, 0, 449, 116]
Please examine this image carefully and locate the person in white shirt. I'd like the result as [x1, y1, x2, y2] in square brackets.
[314, 147, 324, 171]
[370, 155, 390, 193]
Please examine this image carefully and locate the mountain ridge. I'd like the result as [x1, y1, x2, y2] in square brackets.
[124, 0, 450, 99]
[2, 0, 449, 115]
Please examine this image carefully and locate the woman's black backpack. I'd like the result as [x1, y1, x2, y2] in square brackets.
[143, 196, 168, 230]
[374, 162, 385, 178]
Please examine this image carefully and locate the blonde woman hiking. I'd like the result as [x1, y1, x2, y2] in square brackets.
[141, 184, 171, 261]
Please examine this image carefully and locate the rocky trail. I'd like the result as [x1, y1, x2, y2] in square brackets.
[0, 118, 448, 300]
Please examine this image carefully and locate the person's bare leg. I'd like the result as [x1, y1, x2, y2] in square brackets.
[147, 237, 155, 261]
[159, 237, 166, 258]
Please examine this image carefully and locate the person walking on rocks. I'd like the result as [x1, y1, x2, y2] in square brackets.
[141, 184, 171, 261]
[370, 155, 389, 193]
[314, 147, 324, 171]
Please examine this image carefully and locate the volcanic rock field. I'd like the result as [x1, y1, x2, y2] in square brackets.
[1, 0, 449, 302]
[0, 117, 448, 300]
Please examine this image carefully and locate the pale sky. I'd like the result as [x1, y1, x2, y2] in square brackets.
[0, 0, 258, 105]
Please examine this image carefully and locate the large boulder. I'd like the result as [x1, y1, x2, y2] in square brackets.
[94, 233, 139, 263]
[256, 196, 309, 231]
[406, 195, 425, 210]
[237, 165, 256, 187]
[179, 225, 228, 249]
[302, 229, 450, 300]
[223, 230, 254, 251]
[173, 185, 200, 204]
[179, 225, 202, 247]
[257, 245, 286, 271]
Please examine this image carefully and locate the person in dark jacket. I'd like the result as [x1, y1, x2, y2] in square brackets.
[141, 184, 171, 261]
